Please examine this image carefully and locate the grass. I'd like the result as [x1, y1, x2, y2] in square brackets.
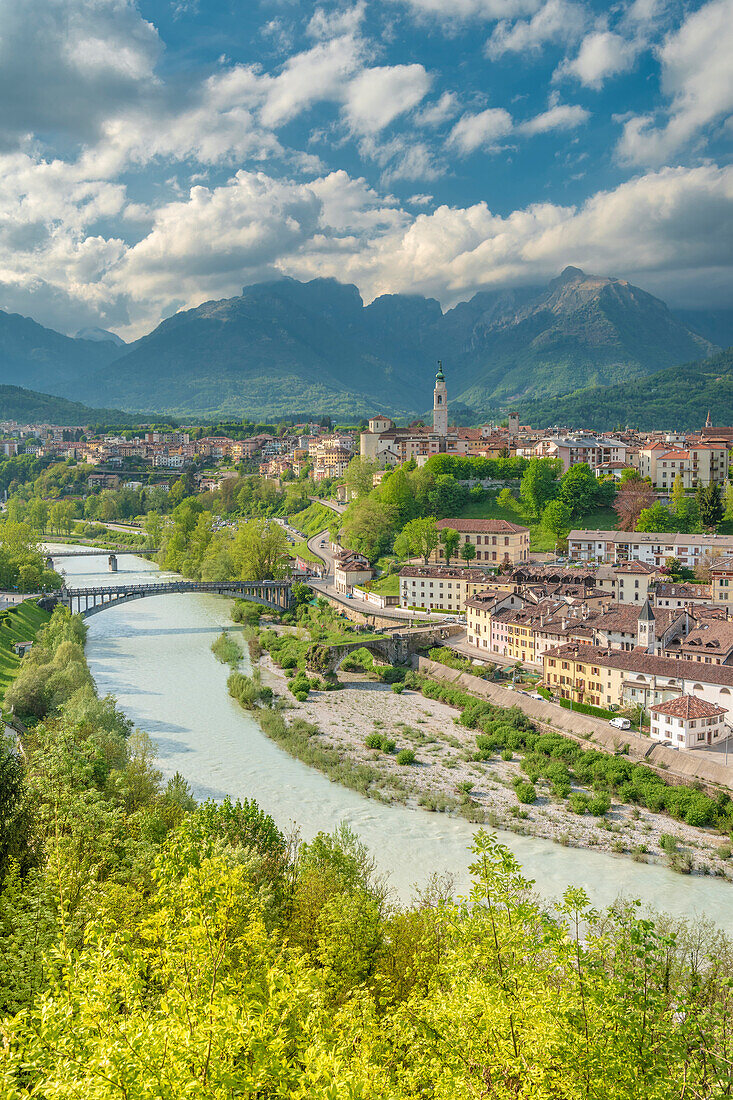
[361, 573, 399, 597]
[0, 600, 52, 702]
[289, 535, 322, 565]
[289, 502, 340, 538]
[211, 631, 243, 669]
[456, 498, 619, 551]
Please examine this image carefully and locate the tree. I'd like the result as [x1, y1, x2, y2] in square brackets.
[379, 467, 413, 526]
[558, 463, 600, 518]
[344, 457, 377, 499]
[541, 499, 571, 539]
[439, 527, 460, 565]
[636, 503, 676, 532]
[340, 498, 395, 562]
[670, 473, 686, 516]
[614, 476, 655, 530]
[232, 518, 289, 580]
[427, 475, 467, 516]
[496, 487, 516, 510]
[724, 481, 733, 521]
[697, 481, 724, 529]
[520, 458, 560, 518]
[27, 498, 48, 534]
[460, 541, 476, 565]
[393, 517, 439, 565]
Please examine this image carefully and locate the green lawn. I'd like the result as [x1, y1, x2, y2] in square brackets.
[362, 573, 400, 596]
[456, 499, 619, 551]
[289, 536, 321, 565]
[0, 600, 51, 702]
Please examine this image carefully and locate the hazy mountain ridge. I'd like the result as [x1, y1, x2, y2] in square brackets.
[0, 384, 148, 426]
[0, 268, 723, 418]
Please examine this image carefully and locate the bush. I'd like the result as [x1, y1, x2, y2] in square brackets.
[380, 738, 396, 755]
[293, 691, 309, 703]
[280, 654, 297, 670]
[365, 734, 383, 750]
[515, 781, 536, 804]
[396, 749, 416, 766]
[391, 683, 404, 694]
[569, 793, 591, 815]
[589, 792, 611, 817]
[501, 749, 513, 761]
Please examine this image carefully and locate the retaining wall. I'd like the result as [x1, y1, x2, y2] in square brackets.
[414, 656, 733, 795]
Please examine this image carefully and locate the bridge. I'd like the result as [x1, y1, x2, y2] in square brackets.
[306, 622, 464, 672]
[47, 549, 159, 559]
[53, 579, 293, 617]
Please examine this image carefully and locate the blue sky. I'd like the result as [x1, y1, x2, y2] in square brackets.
[1, 0, 731, 338]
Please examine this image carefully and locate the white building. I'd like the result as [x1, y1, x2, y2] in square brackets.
[649, 695, 727, 750]
[568, 530, 733, 570]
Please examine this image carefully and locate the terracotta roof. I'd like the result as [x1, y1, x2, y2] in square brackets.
[436, 518, 529, 534]
[543, 642, 733, 687]
[649, 695, 726, 719]
[400, 566, 497, 581]
[652, 582, 711, 597]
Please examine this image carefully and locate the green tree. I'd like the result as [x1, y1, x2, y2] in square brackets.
[669, 473, 686, 516]
[541, 499, 571, 539]
[340, 498, 395, 561]
[344, 456, 377, 499]
[636, 502, 676, 532]
[558, 463, 600, 518]
[379, 467, 413, 526]
[27, 497, 48, 534]
[439, 526, 460, 565]
[393, 516, 439, 564]
[460, 540, 476, 564]
[520, 457, 560, 518]
[724, 481, 733, 521]
[697, 481, 724, 529]
[232, 518, 289, 580]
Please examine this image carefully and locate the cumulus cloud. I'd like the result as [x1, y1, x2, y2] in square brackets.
[556, 31, 641, 89]
[343, 64, 432, 134]
[448, 108, 513, 153]
[307, 3, 366, 39]
[519, 103, 590, 134]
[617, 0, 733, 165]
[0, 0, 160, 148]
[392, 0, 540, 23]
[487, 0, 587, 58]
[415, 91, 461, 127]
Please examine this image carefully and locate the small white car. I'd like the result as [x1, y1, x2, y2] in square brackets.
[609, 717, 631, 730]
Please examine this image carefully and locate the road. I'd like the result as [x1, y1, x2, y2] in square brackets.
[445, 631, 541, 670]
[308, 496, 346, 514]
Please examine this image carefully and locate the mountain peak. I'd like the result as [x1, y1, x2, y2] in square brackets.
[552, 265, 586, 286]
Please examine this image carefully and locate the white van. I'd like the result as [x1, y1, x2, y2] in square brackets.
[609, 717, 631, 730]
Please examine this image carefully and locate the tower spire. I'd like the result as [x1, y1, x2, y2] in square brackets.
[433, 360, 448, 436]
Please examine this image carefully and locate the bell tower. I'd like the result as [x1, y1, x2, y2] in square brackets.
[637, 597, 656, 653]
[433, 361, 448, 436]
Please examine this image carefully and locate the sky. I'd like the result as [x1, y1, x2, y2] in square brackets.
[1, 0, 731, 340]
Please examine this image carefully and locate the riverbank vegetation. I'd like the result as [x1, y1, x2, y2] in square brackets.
[3, 611, 733, 1093]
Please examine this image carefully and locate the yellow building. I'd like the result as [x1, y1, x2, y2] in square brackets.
[432, 519, 530, 568]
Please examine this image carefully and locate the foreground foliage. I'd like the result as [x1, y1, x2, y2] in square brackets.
[2, 608, 733, 1097]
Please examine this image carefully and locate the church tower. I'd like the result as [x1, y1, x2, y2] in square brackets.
[637, 597, 656, 654]
[433, 361, 448, 436]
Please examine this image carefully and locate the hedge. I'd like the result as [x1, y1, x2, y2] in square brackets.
[559, 697, 616, 720]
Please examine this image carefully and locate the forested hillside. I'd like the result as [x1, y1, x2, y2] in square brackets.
[516, 347, 733, 430]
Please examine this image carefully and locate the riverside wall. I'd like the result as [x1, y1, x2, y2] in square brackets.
[414, 656, 733, 796]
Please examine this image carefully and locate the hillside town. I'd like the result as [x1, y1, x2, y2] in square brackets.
[2, 362, 733, 761]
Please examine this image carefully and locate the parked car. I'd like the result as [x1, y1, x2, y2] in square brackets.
[609, 717, 631, 730]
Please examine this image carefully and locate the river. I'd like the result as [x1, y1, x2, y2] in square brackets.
[52, 548, 733, 925]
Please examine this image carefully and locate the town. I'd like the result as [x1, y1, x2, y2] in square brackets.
[2, 361, 733, 767]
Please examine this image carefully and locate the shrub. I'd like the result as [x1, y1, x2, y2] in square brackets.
[569, 793, 591, 815]
[718, 844, 732, 860]
[365, 734, 383, 750]
[396, 749, 416, 766]
[293, 691, 309, 703]
[589, 792, 611, 817]
[659, 833, 678, 854]
[515, 781, 536, 805]
[280, 654, 297, 670]
[501, 749, 513, 761]
[391, 683, 404, 694]
[380, 738, 396, 754]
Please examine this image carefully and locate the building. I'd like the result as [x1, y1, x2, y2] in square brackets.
[649, 696, 727, 750]
[399, 566, 506, 613]
[542, 642, 733, 715]
[711, 557, 733, 604]
[432, 518, 530, 568]
[433, 361, 448, 436]
[333, 550, 373, 594]
[636, 441, 730, 489]
[533, 435, 628, 473]
[651, 582, 712, 609]
[567, 530, 733, 570]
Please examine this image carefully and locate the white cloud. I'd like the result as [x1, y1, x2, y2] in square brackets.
[520, 103, 590, 134]
[0, 0, 160, 147]
[556, 31, 640, 89]
[343, 64, 432, 134]
[307, 3, 366, 40]
[618, 0, 733, 165]
[487, 0, 587, 58]
[392, 0, 540, 23]
[448, 108, 513, 153]
[260, 35, 367, 127]
[415, 91, 460, 127]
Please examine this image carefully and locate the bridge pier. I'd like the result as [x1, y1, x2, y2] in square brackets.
[108, 554, 118, 572]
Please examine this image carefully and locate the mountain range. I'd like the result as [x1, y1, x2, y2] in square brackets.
[0, 267, 730, 420]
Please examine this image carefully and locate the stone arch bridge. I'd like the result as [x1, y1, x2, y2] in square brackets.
[52, 579, 293, 617]
[309, 623, 464, 672]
